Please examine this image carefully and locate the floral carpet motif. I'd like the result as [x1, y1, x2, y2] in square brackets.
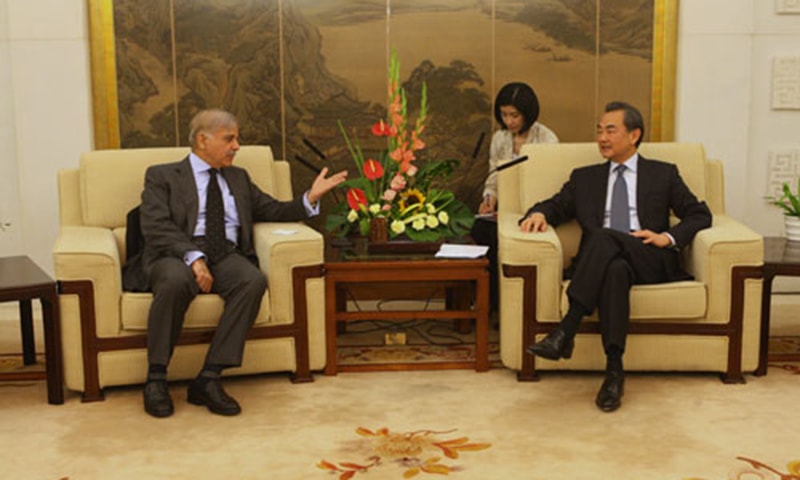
[317, 427, 491, 478]
[682, 456, 800, 479]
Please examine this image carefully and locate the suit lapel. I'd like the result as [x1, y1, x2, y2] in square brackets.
[635, 156, 652, 227]
[591, 162, 611, 227]
[220, 168, 248, 231]
[176, 157, 199, 235]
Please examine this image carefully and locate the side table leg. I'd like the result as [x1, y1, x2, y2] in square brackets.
[19, 299, 36, 365]
[755, 271, 774, 376]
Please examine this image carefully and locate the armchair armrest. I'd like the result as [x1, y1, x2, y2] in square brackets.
[686, 215, 763, 323]
[252, 222, 324, 325]
[497, 212, 564, 321]
[53, 225, 123, 337]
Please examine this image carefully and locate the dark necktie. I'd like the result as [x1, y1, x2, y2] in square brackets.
[610, 164, 630, 233]
[205, 168, 227, 263]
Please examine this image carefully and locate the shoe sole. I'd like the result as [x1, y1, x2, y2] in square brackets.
[187, 393, 241, 416]
[144, 406, 174, 418]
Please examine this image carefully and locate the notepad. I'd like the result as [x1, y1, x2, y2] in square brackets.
[435, 243, 489, 258]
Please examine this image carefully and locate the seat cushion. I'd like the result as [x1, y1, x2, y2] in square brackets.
[560, 280, 707, 320]
[120, 291, 272, 332]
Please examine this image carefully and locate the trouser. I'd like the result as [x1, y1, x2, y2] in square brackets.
[145, 253, 268, 367]
[566, 228, 680, 351]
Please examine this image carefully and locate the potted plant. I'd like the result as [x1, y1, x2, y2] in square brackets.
[768, 177, 800, 241]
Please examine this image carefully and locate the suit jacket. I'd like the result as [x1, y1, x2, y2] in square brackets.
[523, 156, 712, 276]
[123, 156, 307, 291]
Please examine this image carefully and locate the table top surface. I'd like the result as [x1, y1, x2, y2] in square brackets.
[325, 237, 487, 266]
[0, 256, 55, 290]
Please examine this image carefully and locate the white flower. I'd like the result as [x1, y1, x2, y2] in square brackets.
[347, 209, 359, 223]
[426, 215, 439, 228]
[426, 203, 436, 214]
[391, 220, 406, 234]
[438, 211, 449, 225]
[412, 218, 426, 231]
[368, 203, 381, 215]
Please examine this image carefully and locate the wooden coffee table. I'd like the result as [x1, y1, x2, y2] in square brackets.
[323, 238, 490, 375]
[0, 256, 63, 404]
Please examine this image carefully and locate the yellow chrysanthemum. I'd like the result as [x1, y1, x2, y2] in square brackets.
[398, 188, 426, 212]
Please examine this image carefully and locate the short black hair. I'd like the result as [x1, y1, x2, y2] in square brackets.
[494, 82, 540, 133]
[604, 101, 645, 147]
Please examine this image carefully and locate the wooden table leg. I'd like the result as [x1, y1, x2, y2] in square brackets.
[474, 270, 490, 372]
[19, 299, 36, 365]
[755, 268, 774, 376]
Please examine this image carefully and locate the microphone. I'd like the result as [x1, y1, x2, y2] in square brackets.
[489, 155, 528, 174]
[293, 154, 322, 175]
[466, 155, 530, 214]
[471, 132, 485, 159]
[302, 137, 327, 161]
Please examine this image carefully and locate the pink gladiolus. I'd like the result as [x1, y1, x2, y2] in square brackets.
[346, 188, 367, 210]
[390, 174, 406, 191]
[363, 158, 384, 180]
[382, 189, 397, 201]
[405, 165, 418, 177]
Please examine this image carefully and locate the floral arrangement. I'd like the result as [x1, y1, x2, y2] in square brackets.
[325, 50, 473, 242]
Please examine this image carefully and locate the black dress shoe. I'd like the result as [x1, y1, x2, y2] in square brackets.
[143, 380, 174, 418]
[526, 328, 575, 360]
[595, 371, 625, 412]
[187, 378, 241, 416]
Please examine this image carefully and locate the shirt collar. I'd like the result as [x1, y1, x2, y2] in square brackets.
[612, 152, 639, 173]
[189, 152, 214, 174]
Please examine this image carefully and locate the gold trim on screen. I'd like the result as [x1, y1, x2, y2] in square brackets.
[651, 0, 678, 142]
[88, 0, 119, 149]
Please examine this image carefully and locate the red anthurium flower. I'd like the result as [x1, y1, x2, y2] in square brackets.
[346, 187, 367, 210]
[371, 119, 391, 137]
[363, 158, 384, 180]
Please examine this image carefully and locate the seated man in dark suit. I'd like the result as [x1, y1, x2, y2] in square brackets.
[520, 101, 712, 412]
[138, 109, 347, 418]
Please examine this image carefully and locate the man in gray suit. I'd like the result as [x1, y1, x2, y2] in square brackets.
[520, 101, 711, 412]
[140, 109, 347, 417]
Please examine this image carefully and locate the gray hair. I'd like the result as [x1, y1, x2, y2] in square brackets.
[188, 109, 238, 147]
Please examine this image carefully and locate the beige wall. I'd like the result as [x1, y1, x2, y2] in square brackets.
[0, 0, 798, 281]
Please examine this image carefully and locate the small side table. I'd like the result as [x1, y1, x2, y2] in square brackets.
[755, 237, 800, 376]
[0, 256, 63, 404]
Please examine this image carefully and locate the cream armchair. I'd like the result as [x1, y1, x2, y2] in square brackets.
[498, 143, 763, 382]
[53, 146, 326, 401]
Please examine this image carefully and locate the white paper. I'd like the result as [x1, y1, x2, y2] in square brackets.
[272, 229, 298, 236]
[435, 243, 489, 259]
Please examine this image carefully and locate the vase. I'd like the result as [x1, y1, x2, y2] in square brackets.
[785, 215, 800, 242]
[369, 217, 388, 244]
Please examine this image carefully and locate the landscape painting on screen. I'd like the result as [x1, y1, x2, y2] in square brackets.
[101, 0, 662, 216]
